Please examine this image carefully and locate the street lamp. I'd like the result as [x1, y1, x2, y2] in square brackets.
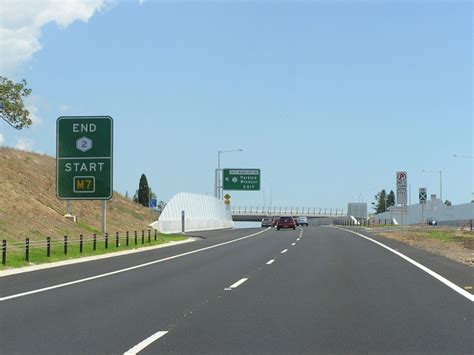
[215, 149, 243, 199]
[422, 169, 443, 201]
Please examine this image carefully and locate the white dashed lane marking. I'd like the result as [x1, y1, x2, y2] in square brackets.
[124, 330, 168, 355]
[225, 278, 248, 291]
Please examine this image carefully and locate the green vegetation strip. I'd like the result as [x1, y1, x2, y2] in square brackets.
[1, 234, 187, 269]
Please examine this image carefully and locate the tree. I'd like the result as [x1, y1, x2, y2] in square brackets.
[372, 189, 387, 213]
[444, 200, 452, 207]
[157, 201, 166, 213]
[387, 190, 396, 208]
[137, 174, 150, 207]
[0, 76, 33, 129]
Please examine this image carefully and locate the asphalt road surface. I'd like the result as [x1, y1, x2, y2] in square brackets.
[0, 226, 472, 354]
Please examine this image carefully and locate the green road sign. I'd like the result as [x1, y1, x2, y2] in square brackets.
[56, 116, 113, 200]
[223, 169, 260, 191]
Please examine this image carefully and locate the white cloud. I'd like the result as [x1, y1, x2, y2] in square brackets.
[15, 138, 34, 151]
[0, 0, 114, 75]
[59, 104, 70, 112]
[0, 133, 4, 146]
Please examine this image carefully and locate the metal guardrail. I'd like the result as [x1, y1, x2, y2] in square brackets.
[231, 206, 345, 217]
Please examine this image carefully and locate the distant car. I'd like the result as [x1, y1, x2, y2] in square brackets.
[427, 218, 438, 226]
[297, 216, 309, 226]
[272, 217, 279, 227]
[277, 216, 296, 230]
[261, 217, 273, 228]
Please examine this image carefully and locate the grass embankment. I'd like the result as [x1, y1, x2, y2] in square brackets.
[375, 227, 474, 266]
[1, 233, 187, 269]
[0, 147, 177, 269]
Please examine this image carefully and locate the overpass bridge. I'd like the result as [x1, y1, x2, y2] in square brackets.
[231, 206, 346, 222]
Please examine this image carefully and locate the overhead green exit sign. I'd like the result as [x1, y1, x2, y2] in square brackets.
[223, 169, 261, 191]
[56, 116, 113, 200]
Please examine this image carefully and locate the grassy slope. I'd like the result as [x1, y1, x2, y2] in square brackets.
[0, 147, 157, 243]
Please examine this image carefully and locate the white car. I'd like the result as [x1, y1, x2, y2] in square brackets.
[297, 216, 309, 226]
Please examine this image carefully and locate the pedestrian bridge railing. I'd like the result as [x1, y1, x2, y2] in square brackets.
[231, 206, 345, 217]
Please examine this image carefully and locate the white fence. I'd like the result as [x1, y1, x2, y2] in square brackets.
[150, 192, 233, 234]
[374, 199, 474, 225]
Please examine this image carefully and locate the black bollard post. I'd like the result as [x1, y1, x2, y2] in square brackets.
[2, 240, 6, 265]
[80, 235, 83, 253]
[148, 229, 151, 243]
[116, 232, 119, 247]
[64, 235, 68, 254]
[105, 233, 108, 249]
[25, 238, 30, 262]
[126, 231, 129, 246]
[134, 231, 138, 245]
[154, 229, 157, 241]
[141, 230, 144, 244]
[47, 237, 51, 257]
[93, 233, 97, 251]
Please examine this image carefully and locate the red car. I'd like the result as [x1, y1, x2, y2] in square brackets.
[276, 216, 296, 230]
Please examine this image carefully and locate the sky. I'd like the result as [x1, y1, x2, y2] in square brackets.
[0, 0, 472, 210]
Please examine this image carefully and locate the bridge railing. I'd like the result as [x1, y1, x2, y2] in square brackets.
[231, 206, 345, 216]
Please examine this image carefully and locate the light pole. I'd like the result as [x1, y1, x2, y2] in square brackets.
[215, 149, 243, 199]
[422, 169, 443, 201]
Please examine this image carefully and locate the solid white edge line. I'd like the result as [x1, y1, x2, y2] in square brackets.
[332, 227, 474, 302]
[0, 228, 271, 302]
[229, 278, 248, 289]
[281, 249, 288, 254]
[124, 330, 168, 355]
[266, 259, 275, 265]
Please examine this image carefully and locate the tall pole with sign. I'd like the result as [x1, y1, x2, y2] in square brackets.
[396, 171, 408, 226]
[56, 116, 113, 233]
[419, 187, 427, 226]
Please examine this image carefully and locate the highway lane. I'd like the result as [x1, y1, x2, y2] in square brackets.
[0, 227, 294, 354]
[0, 228, 263, 297]
[1, 226, 472, 354]
[149, 226, 473, 354]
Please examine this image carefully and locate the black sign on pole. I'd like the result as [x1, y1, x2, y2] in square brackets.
[419, 188, 427, 204]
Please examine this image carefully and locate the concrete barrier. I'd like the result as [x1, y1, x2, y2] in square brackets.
[150, 192, 234, 234]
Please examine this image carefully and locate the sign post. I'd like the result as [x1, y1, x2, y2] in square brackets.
[56, 116, 113, 233]
[419, 187, 427, 226]
[396, 171, 408, 227]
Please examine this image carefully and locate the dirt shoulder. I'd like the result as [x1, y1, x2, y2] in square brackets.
[375, 227, 474, 267]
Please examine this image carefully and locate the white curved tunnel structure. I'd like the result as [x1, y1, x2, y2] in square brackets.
[150, 192, 234, 234]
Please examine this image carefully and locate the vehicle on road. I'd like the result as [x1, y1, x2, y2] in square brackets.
[277, 216, 296, 230]
[427, 218, 438, 226]
[272, 217, 279, 227]
[261, 217, 273, 227]
[297, 216, 309, 226]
